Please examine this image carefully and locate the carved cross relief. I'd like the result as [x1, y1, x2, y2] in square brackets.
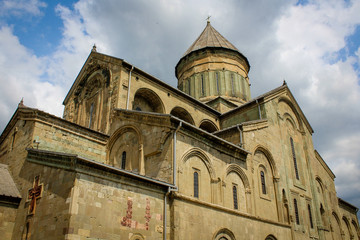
[27, 175, 43, 215]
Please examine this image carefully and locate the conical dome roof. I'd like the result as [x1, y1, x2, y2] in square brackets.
[182, 21, 240, 56]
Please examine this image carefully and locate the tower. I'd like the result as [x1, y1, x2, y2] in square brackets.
[175, 20, 251, 112]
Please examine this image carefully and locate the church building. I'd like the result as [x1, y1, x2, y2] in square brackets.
[0, 20, 359, 240]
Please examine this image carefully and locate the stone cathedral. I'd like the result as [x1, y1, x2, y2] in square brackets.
[0, 21, 359, 240]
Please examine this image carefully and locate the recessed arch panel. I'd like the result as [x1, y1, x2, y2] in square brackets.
[170, 106, 195, 125]
[133, 88, 165, 113]
[199, 119, 218, 133]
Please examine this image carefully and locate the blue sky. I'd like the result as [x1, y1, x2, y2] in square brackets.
[0, 0, 360, 221]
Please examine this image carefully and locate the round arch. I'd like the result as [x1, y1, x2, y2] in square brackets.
[225, 164, 250, 189]
[199, 119, 218, 133]
[133, 88, 165, 113]
[278, 97, 304, 132]
[213, 228, 236, 240]
[342, 216, 352, 239]
[170, 106, 195, 125]
[265, 234, 277, 240]
[181, 147, 216, 180]
[253, 145, 279, 178]
[283, 113, 298, 131]
[107, 125, 142, 159]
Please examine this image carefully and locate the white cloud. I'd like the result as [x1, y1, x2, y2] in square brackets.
[0, 26, 63, 131]
[0, 0, 47, 17]
[0, 0, 359, 217]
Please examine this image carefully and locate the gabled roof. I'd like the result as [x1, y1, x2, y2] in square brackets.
[220, 83, 314, 134]
[183, 21, 240, 56]
[0, 164, 21, 199]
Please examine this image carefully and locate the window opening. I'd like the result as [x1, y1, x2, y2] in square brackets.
[188, 79, 191, 94]
[121, 151, 126, 169]
[290, 137, 299, 180]
[294, 199, 300, 225]
[260, 171, 267, 194]
[89, 103, 94, 128]
[231, 74, 235, 96]
[233, 185, 238, 209]
[308, 204, 314, 228]
[201, 74, 205, 96]
[216, 72, 220, 94]
[194, 171, 199, 198]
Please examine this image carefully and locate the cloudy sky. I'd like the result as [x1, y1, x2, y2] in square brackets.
[0, 0, 359, 216]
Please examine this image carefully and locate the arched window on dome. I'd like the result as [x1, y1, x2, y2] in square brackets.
[216, 72, 220, 95]
[201, 74, 205, 96]
[231, 73, 235, 96]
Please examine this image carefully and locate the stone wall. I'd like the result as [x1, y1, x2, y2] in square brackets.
[66, 173, 166, 240]
[0, 204, 17, 240]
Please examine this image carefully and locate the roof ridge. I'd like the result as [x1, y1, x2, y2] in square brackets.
[182, 22, 239, 57]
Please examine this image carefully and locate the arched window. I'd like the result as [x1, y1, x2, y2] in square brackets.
[231, 74, 235, 96]
[308, 204, 314, 228]
[260, 171, 267, 194]
[194, 171, 199, 198]
[89, 102, 94, 128]
[216, 72, 220, 94]
[294, 199, 300, 225]
[188, 79, 191, 94]
[201, 74, 205, 96]
[233, 185, 238, 210]
[290, 137, 299, 180]
[121, 151, 126, 169]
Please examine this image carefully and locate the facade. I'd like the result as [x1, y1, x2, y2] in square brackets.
[0, 21, 359, 240]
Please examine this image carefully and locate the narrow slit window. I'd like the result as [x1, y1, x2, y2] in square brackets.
[233, 185, 238, 209]
[194, 171, 199, 198]
[260, 171, 267, 194]
[201, 74, 205, 96]
[216, 72, 220, 94]
[188, 80, 191, 95]
[290, 137, 299, 180]
[231, 74, 235, 96]
[294, 199, 300, 225]
[121, 151, 126, 169]
[308, 204, 314, 228]
[89, 103, 94, 128]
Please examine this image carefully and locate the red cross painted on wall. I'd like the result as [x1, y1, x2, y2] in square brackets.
[27, 175, 43, 215]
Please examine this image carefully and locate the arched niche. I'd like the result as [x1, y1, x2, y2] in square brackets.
[132, 88, 165, 113]
[170, 106, 195, 125]
[199, 119, 218, 133]
[315, 177, 329, 227]
[180, 148, 215, 202]
[224, 164, 250, 213]
[342, 216, 351, 240]
[252, 146, 279, 221]
[331, 212, 342, 239]
[108, 126, 143, 173]
[351, 220, 360, 239]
